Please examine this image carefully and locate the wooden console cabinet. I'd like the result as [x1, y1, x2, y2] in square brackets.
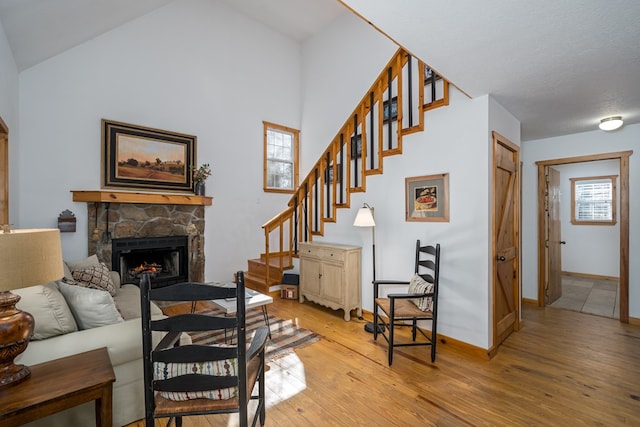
[299, 242, 362, 321]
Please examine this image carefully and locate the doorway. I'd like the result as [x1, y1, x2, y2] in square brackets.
[536, 151, 632, 323]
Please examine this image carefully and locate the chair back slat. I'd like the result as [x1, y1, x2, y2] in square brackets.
[149, 281, 236, 302]
[152, 313, 237, 332]
[153, 344, 238, 363]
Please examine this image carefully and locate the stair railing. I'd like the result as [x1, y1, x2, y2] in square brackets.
[260, 48, 449, 287]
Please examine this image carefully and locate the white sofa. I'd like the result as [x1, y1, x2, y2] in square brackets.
[14, 256, 168, 427]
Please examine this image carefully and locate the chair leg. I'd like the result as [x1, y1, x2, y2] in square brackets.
[260, 354, 266, 425]
[412, 319, 417, 341]
[373, 306, 379, 340]
[388, 317, 394, 366]
[431, 330, 437, 362]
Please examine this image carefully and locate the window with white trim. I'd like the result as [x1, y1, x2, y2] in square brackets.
[570, 175, 617, 225]
[263, 121, 299, 193]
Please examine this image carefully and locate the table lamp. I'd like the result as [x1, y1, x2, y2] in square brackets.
[0, 228, 64, 387]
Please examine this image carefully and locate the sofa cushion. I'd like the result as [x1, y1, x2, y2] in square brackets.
[14, 282, 78, 340]
[57, 281, 124, 329]
[65, 254, 100, 271]
[115, 284, 163, 320]
[71, 263, 117, 296]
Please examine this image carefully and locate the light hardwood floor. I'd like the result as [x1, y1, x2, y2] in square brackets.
[127, 297, 640, 426]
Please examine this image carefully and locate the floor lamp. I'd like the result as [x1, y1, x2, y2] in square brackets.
[353, 203, 384, 333]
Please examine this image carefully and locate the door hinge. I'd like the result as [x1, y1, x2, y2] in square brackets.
[545, 240, 549, 248]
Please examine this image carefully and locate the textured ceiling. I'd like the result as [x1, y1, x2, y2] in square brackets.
[1, 0, 639, 141]
[342, 0, 640, 141]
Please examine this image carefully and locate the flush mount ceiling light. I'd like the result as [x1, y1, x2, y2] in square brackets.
[599, 116, 623, 131]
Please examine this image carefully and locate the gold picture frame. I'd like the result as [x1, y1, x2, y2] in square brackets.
[405, 173, 449, 222]
[102, 119, 196, 192]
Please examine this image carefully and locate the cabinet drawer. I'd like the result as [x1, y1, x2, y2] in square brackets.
[321, 249, 345, 262]
[300, 245, 321, 258]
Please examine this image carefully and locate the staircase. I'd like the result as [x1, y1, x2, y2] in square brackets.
[244, 48, 450, 294]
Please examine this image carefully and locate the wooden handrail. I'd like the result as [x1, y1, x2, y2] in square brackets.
[260, 48, 450, 287]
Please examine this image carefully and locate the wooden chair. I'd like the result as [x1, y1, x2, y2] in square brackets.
[373, 241, 440, 366]
[140, 271, 268, 427]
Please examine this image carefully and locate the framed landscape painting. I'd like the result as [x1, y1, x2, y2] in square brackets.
[102, 119, 196, 192]
[405, 173, 449, 222]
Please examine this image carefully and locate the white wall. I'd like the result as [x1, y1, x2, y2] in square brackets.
[521, 123, 639, 319]
[554, 161, 619, 277]
[0, 20, 20, 223]
[16, 0, 301, 282]
[300, 12, 397, 172]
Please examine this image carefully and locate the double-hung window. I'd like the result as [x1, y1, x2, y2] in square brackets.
[263, 121, 299, 193]
[570, 175, 617, 225]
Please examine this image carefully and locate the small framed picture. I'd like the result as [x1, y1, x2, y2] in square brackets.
[405, 173, 449, 222]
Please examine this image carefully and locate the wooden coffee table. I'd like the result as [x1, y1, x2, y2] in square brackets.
[0, 347, 116, 427]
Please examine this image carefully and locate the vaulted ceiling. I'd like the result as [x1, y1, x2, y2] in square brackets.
[1, 0, 638, 141]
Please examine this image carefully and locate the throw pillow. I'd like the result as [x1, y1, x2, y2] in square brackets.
[154, 345, 238, 401]
[14, 282, 78, 340]
[65, 254, 100, 272]
[57, 281, 124, 330]
[407, 273, 434, 312]
[71, 263, 117, 296]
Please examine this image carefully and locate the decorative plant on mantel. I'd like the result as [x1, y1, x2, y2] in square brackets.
[191, 163, 212, 195]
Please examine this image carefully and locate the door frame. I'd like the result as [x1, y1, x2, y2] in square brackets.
[536, 150, 632, 323]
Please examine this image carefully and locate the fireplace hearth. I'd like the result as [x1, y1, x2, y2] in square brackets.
[112, 236, 188, 287]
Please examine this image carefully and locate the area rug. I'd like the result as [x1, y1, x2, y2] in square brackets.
[188, 307, 320, 361]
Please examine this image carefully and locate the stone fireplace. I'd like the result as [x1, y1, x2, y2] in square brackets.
[75, 192, 210, 283]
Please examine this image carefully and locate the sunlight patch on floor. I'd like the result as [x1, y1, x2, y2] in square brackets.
[265, 352, 307, 407]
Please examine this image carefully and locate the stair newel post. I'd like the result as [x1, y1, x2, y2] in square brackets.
[293, 195, 299, 254]
[264, 227, 270, 287]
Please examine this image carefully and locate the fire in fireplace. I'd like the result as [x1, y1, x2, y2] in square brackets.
[112, 236, 188, 288]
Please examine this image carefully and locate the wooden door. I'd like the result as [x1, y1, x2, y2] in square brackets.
[546, 167, 562, 304]
[0, 116, 8, 225]
[492, 132, 520, 348]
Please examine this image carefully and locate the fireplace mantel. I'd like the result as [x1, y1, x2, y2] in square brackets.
[71, 190, 212, 206]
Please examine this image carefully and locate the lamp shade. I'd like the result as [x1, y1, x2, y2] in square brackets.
[0, 229, 64, 291]
[353, 205, 375, 227]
